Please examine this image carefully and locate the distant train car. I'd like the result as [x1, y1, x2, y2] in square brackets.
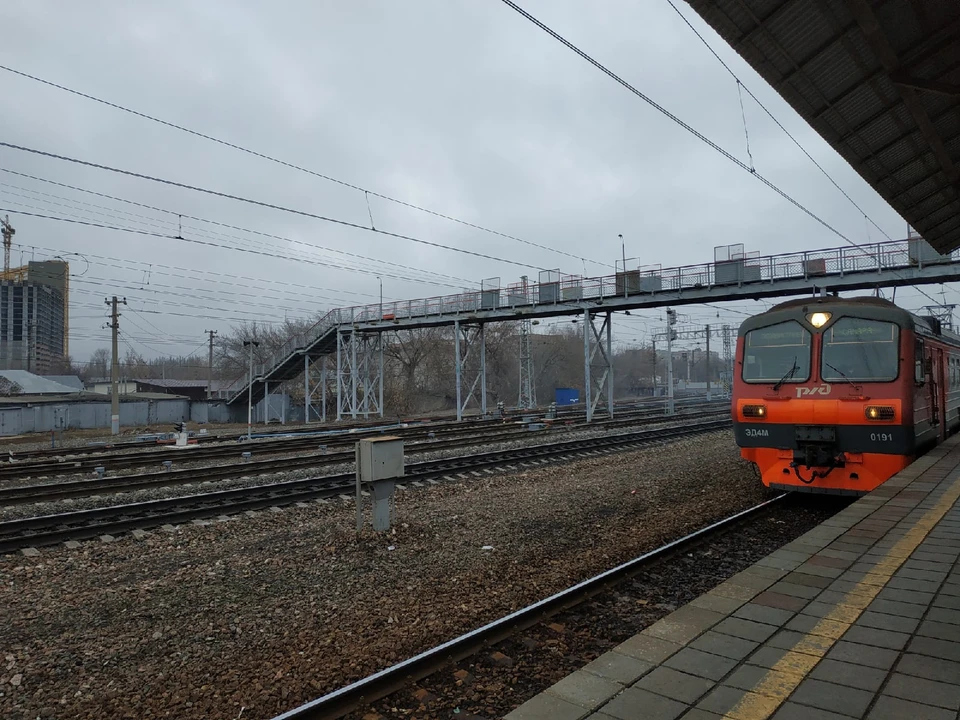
[732, 296, 960, 495]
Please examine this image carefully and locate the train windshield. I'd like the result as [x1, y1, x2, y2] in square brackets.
[821, 317, 899, 382]
[742, 321, 811, 384]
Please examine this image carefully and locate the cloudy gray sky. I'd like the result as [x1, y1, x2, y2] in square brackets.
[0, 0, 942, 367]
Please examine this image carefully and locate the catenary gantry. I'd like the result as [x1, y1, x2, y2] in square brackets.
[228, 237, 960, 423]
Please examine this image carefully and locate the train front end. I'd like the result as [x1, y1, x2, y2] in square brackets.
[732, 298, 912, 496]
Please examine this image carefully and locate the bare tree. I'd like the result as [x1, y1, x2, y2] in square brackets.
[87, 348, 110, 380]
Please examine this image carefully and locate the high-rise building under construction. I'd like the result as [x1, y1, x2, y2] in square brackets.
[0, 260, 69, 374]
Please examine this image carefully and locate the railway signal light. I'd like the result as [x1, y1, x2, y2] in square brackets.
[173, 422, 186, 433]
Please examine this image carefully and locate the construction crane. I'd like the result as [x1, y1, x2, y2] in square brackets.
[1, 215, 14, 274]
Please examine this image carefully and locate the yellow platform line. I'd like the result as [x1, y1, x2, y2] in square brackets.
[722, 466, 960, 720]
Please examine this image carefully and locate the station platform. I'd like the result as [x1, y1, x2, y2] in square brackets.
[505, 436, 960, 720]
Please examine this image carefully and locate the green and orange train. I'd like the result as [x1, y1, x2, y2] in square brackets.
[732, 296, 960, 495]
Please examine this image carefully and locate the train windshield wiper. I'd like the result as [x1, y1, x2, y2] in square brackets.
[824, 362, 859, 386]
[773, 357, 799, 392]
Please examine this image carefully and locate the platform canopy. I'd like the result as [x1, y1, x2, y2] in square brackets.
[686, 0, 960, 253]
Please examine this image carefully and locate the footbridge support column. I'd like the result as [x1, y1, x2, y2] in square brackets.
[336, 329, 384, 421]
[583, 308, 614, 423]
[454, 321, 486, 421]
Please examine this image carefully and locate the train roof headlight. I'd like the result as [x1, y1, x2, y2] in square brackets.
[807, 311, 832, 328]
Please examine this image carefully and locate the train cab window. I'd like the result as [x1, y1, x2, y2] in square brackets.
[742, 321, 811, 384]
[821, 317, 899, 382]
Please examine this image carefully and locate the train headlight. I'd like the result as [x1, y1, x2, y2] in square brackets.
[743, 404, 766, 418]
[865, 405, 895, 421]
[807, 311, 832, 328]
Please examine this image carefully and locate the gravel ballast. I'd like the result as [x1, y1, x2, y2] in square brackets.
[2, 431, 799, 720]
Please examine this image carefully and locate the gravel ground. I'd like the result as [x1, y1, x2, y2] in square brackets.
[0, 416, 720, 521]
[354, 498, 842, 720]
[1, 430, 775, 720]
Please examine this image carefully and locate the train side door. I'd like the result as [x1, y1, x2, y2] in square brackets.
[935, 347, 947, 439]
[926, 345, 944, 439]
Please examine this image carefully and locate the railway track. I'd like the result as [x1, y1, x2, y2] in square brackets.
[1, 396, 719, 468]
[0, 417, 731, 554]
[271, 492, 788, 720]
[0, 402, 725, 482]
[0, 408, 730, 506]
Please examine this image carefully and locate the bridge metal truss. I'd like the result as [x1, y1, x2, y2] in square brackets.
[583, 309, 613, 423]
[455, 321, 487, 421]
[228, 238, 960, 425]
[335, 329, 384, 421]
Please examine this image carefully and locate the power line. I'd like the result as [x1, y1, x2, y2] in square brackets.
[0, 169, 475, 286]
[496, 1, 854, 243]
[0, 63, 610, 269]
[663, 0, 894, 243]
[0, 205, 480, 290]
[0, 184, 474, 289]
[495, 1, 943, 308]
[0, 141, 549, 272]
[7, 237, 382, 305]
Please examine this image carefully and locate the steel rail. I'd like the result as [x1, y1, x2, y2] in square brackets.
[0, 409, 729, 506]
[0, 403, 724, 484]
[0, 419, 731, 553]
[271, 493, 788, 720]
[1, 396, 719, 468]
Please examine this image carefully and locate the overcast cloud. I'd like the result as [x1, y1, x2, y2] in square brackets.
[0, 0, 937, 365]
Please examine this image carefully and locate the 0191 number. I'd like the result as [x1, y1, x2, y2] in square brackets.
[870, 432, 893, 442]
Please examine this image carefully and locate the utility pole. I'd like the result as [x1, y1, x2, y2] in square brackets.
[105, 296, 127, 435]
[205, 329, 217, 400]
[243, 339, 259, 440]
[705, 324, 711, 402]
[651, 339, 657, 397]
[666, 308, 676, 415]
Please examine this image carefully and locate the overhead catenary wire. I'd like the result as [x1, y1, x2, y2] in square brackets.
[495, 0, 943, 309]
[662, 0, 895, 244]
[0, 168, 475, 286]
[0, 141, 549, 272]
[0, 205, 482, 291]
[0, 63, 609, 269]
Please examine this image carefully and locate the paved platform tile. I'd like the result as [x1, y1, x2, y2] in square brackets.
[688, 630, 759, 661]
[908, 635, 960, 663]
[926, 606, 960, 626]
[504, 691, 591, 720]
[634, 666, 714, 705]
[808, 657, 888, 692]
[824, 640, 900, 670]
[841, 624, 911, 651]
[662, 647, 738, 682]
[713, 617, 779, 643]
[884, 673, 960, 711]
[771, 700, 851, 720]
[789, 677, 874, 717]
[855, 609, 920, 634]
[731, 603, 795, 626]
[918, 618, 960, 642]
[867, 597, 928, 619]
[612, 634, 682, 665]
[546, 670, 625, 710]
[581, 651, 653, 686]
[598, 686, 687, 720]
[867, 694, 956, 720]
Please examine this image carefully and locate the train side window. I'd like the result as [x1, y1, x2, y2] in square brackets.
[915, 339, 925, 385]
